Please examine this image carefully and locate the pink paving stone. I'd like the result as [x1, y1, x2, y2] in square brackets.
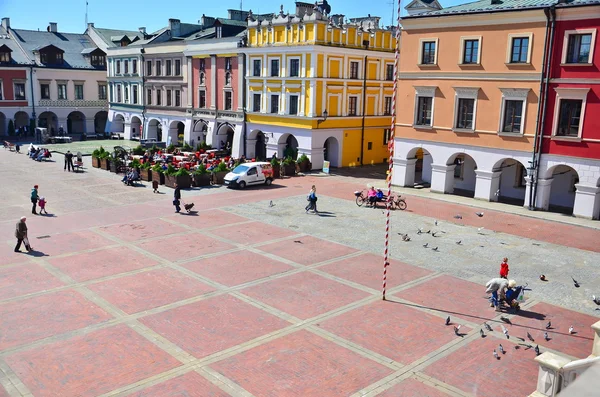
[87, 268, 215, 314]
[29, 230, 114, 256]
[258, 235, 358, 265]
[395, 275, 496, 323]
[183, 251, 294, 287]
[0, 290, 112, 350]
[132, 371, 230, 397]
[378, 378, 452, 397]
[211, 329, 394, 397]
[5, 324, 181, 397]
[0, 263, 64, 301]
[240, 272, 370, 319]
[318, 253, 433, 290]
[46, 246, 158, 282]
[318, 300, 471, 365]
[508, 301, 596, 359]
[140, 294, 289, 359]
[423, 335, 539, 397]
[99, 218, 189, 242]
[136, 232, 236, 262]
[210, 221, 298, 245]
[166, 209, 250, 229]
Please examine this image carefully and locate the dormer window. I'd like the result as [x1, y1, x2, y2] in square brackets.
[216, 25, 222, 38]
[39, 45, 64, 65]
[0, 45, 12, 63]
[91, 54, 105, 66]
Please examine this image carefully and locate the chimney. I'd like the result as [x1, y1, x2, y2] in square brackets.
[138, 26, 146, 36]
[49, 22, 57, 32]
[200, 14, 216, 28]
[87, 22, 94, 29]
[168, 18, 181, 38]
[1, 18, 9, 30]
[228, 9, 249, 21]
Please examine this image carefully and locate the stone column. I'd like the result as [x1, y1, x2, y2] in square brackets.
[529, 352, 571, 397]
[430, 164, 455, 194]
[231, 124, 244, 159]
[183, 119, 193, 145]
[392, 158, 417, 187]
[524, 176, 534, 209]
[237, 54, 245, 112]
[308, 147, 324, 170]
[210, 55, 217, 110]
[123, 122, 132, 139]
[246, 139, 257, 159]
[205, 121, 217, 147]
[573, 185, 600, 220]
[186, 57, 193, 108]
[474, 170, 502, 202]
[535, 178, 554, 210]
[266, 142, 279, 159]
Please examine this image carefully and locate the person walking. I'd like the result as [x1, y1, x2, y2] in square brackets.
[499, 257, 509, 279]
[38, 196, 48, 215]
[30, 185, 39, 215]
[305, 185, 318, 213]
[14, 217, 32, 252]
[173, 183, 181, 213]
[64, 150, 74, 172]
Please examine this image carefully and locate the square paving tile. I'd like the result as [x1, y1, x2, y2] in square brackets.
[47, 246, 158, 282]
[0, 263, 64, 301]
[318, 300, 470, 365]
[0, 290, 112, 350]
[508, 301, 596, 359]
[168, 209, 249, 229]
[140, 294, 289, 359]
[211, 329, 393, 397]
[395, 275, 495, 323]
[183, 251, 294, 287]
[5, 324, 180, 397]
[88, 268, 215, 314]
[210, 221, 297, 245]
[29, 230, 114, 256]
[422, 335, 539, 397]
[136, 233, 236, 262]
[318, 253, 433, 290]
[378, 378, 452, 397]
[132, 371, 230, 396]
[99, 218, 189, 242]
[257, 236, 358, 265]
[240, 272, 370, 319]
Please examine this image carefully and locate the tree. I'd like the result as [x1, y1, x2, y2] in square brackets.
[7, 119, 15, 136]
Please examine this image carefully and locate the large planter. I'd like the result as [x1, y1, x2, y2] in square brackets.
[100, 158, 111, 171]
[283, 164, 296, 177]
[272, 164, 281, 179]
[214, 171, 228, 184]
[164, 174, 191, 189]
[151, 170, 165, 185]
[298, 160, 311, 173]
[92, 157, 100, 168]
[193, 173, 211, 187]
[140, 169, 152, 182]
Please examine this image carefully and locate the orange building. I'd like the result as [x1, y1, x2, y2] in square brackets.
[393, 0, 548, 206]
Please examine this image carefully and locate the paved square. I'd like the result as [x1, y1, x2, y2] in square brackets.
[0, 263, 63, 301]
[87, 268, 216, 314]
[210, 330, 394, 396]
[99, 218, 189, 242]
[318, 253, 433, 290]
[378, 378, 452, 397]
[140, 294, 289, 359]
[209, 221, 298, 245]
[257, 235, 359, 265]
[422, 336, 539, 397]
[240, 272, 370, 319]
[318, 300, 471, 365]
[167, 209, 249, 229]
[136, 232, 236, 262]
[5, 324, 181, 397]
[0, 290, 112, 350]
[183, 251, 294, 287]
[132, 371, 230, 396]
[46, 246, 158, 282]
[29, 230, 114, 256]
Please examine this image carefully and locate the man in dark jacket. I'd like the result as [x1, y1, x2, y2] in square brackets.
[14, 217, 32, 252]
[31, 185, 39, 214]
[64, 151, 74, 172]
[173, 183, 181, 213]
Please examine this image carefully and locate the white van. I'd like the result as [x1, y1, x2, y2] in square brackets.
[224, 162, 274, 189]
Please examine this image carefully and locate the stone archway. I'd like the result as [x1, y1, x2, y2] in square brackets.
[38, 111, 58, 134]
[14, 111, 29, 131]
[547, 164, 578, 215]
[216, 123, 235, 153]
[130, 116, 142, 138]
[323, 137, 340, 167]
[67, 111, 86, 135]
[94, 111, 108, 135]
[446, 152, 478, 198]
[407, 147, 433, 187]
[168, 121, 185, 146]
[192, 120, 208, 147]
[147, 119, 162, 141]
[492, 158, 528, 206]
[279, 133, 299, 160]
[112, 114, 125, 134]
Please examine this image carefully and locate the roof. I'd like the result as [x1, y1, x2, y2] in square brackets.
[11, 29, 104, 69]
[92, 27, 144, 48]
[0, 26, 31, 65]
[404, 0, 600, 18]
[214, 18, 248, 27]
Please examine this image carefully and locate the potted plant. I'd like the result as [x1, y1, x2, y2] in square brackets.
[132, 145, 145, 155]
[163, 164, 178, 188]
[140, 161, 152, 181]
[296, 153, 311, 173]
[192, 164, 211, 187]
[151, 144, 159, 155]
[270, 157, 281, 179]
[282, 156, 296, 177]
[99, 150, 111, 171]
[182, 142, 193, 152]
[166, 143, 176, 154]
[91, 148, 102, 168]
[173, 167, 192, 188]
[130, 158, 142, 173]
[151, 163, 165, 185]
[213, 161, 230, 184]
[110, 157, 123, 173]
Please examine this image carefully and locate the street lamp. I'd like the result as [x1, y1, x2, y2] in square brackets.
[317, 110, 328, 125]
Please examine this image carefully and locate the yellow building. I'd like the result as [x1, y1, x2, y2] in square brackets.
[243, 2, 396, 169]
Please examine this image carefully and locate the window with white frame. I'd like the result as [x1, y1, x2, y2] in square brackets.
[133, 59, 138, 74]
[116, 60, 121, 74]
[199, 90, 206, 108]
[253, 93, 261, 112]
[133, 85, 138, 104]
[175, 89, 180, 107]
[58, 83, 68, 100]
[289, 94, 299, 115]
[413, 86, 436, 127]
[383, 129, 390, 145]
[499, 88, 529, 134]
[175, 59, 181, 75]
[124, 60, 129, 74]
[124, 86, 129, 103]
[166, 60, 172, 76]
[156, 60, 162, 76]
[350, 61, 359, 79]
[289, 58, 300, 77]
[146, 60, 152, 76]
[74, 83, 84, 100]
[224, 91, 232, 110]
[419, 39, 438, 65]
[507, 34, 532, 64]
[453, 87, 479, 131]
[270, 94, 279, 114]
[14, 82, 26, 100]
[386, 64, 394, 81]
[147, 88, 152, 105]
[348, 96, 358, 116]
[563, 30, 596, 64]
[0, 80, 3, 100]
[552, 88, 589, 137]
[116, 85, 121, 102]
[270, 58, 280, 77]
[40, 83, 50, 99]
[460, 37, 482, 65]
[252, 59, 261, 76]
[156, 89, 162, 106]
[384, 96, 392, 115]
[166, 89, 172, 106]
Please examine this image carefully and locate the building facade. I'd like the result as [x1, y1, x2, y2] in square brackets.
[243, 3, 396, 169]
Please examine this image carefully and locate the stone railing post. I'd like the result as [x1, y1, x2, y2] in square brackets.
[529, 352, 571, 397]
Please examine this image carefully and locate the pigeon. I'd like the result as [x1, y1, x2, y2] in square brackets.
[572, 276, 580, 288]
[501, 325, 509, 339]
[401, 234, 411, 242]
[593, 295, 600, 305]
[475, 212, 484, 217]
[477, 227, 485, 233]
[454, 214, 463, 219]
[540, 274, 547, 281]
[515, 336, 525, 342]
[456, 240, 462, 245]
[527, 332, 534, 342]
[484, 322, 493, 332]
[493, 349, 499, 359]
[432, 247, 438, 252]
[425, 230, 431, 234]
[417, 228, 423, 235]
[544, 332, 550, 341]
[434, 220, 438, 226]
[269, 200, 275, 207]
[480, 329, 485, 338]
[454, 325, 461, 335]
[535, 345, 540, 355]
[432, 232, 439, 237]
[294, 240, 303, 244]
[445, 316, 451, 326]
[499, 344, 504, 354]
[422, 243, 429, 248]
[501, 316, 511, 324]
[546, 321, 552, 330]
[569, 325, 574, 334]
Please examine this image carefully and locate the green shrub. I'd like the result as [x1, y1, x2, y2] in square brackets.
[193, 164, 208, 175]
[283, 146, 297, 160]
[166, 143, 176, 154]
[175, 167, 189, 177]
[132, 145, 145, 155]
[164, 164, 177, 176]
[141, 161, 152, 169]
[182, 142, 193, 151]
[215, 162, 229, 173]
[130, 158, 141, 168]
[196, 142, 212, 151]
[282, 156, 295, 166]
[151, 163, 163, 172]
[270, 157, 280, 166]
[296, 153, 309, 164]
[151, 144, 159, 154]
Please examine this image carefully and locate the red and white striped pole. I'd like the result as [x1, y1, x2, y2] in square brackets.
[383, 0, 402, 301]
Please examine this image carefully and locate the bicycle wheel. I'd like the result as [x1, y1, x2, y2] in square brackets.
[356, 196, 365, 207]
[397, 199, 407, 210]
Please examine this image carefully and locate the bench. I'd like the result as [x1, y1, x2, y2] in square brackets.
[3, 141, 15, 151]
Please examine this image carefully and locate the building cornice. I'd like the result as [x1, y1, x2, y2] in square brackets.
[398, 72, 542, 82]
[242, 45, 395, 57]
[400, 9, 546, 30]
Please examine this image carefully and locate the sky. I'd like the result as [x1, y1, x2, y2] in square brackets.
[1, 0, 467, 34]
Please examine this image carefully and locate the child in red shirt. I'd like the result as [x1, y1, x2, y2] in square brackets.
[500, 258, 509, 279]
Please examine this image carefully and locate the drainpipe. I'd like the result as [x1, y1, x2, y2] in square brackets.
[28, 64, 36, 128]
[141, 49, 146, 140]
[242, 52, 247, 158]
[529, 6, 556, 210]
[360, 54, 368, 166]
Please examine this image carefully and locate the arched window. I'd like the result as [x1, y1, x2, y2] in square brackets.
[225, 72, 231, 86]
[199, 72, 205, 85]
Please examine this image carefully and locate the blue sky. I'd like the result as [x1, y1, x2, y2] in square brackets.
[2, 0, 467, 33]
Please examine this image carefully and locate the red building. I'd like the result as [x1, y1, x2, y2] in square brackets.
[533, 4, 600, 219]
